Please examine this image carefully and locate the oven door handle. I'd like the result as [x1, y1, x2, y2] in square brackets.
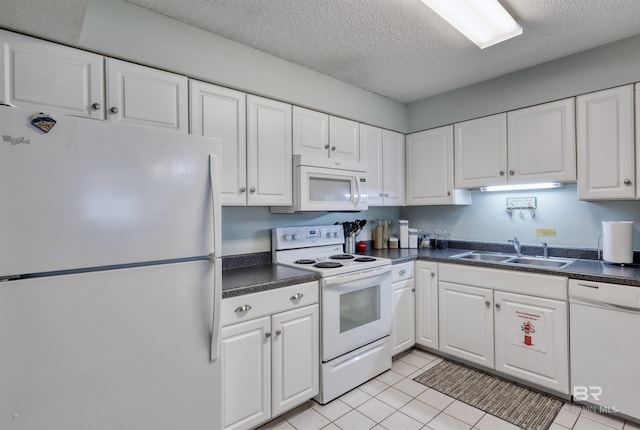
[322, 265, 391, 287]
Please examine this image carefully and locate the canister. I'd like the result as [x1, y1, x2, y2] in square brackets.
[408, 228, 418, 248]
[399, 220, 409, 249]
[388, 237, 399, 249]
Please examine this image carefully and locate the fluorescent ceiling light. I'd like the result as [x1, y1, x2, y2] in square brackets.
[480, 183, 563, 192]
[421, 0, 523, 49]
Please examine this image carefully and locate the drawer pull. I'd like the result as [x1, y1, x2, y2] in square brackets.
[577, 283, 599, 289]
[290, 293, 304, 301]
[399, 269, 407, 276]
[234, 304, 252, 313]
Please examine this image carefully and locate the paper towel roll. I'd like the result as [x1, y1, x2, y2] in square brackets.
[603, 221, 633, 264]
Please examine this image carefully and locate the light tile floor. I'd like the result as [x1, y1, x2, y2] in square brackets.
[257, 348, 640, 430]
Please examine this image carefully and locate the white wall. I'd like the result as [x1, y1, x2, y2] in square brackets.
[400, 184, 640, 250]
[77, 0, 407, 133]
[407, 34, 640, 132]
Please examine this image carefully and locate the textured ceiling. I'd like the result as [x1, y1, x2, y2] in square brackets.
[0, 0, 88, 45]
[124, 0, 640, 103]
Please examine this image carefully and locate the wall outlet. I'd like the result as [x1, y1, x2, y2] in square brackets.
[536, 228, 556, 237]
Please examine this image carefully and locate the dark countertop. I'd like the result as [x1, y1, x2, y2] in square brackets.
[362, 247, 640, 287]
[222, 264, 321, 299]
[222, 246, 640, 298]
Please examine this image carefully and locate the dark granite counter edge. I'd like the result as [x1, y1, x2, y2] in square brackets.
[222, 243, 640, 299]
[361, 247, 640, 287]
[222, 263, 321, 299]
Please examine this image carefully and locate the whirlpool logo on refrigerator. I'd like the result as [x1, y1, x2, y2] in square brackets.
[2, 135, 31, 145]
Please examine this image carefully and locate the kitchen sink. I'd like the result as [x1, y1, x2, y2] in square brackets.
[507, 256, 574, 269]
[451, 251, 574, 269]
[451, 251, 512, 262]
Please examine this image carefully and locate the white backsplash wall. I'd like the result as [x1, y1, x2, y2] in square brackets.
[222, 206, 400, 256]
[400, 184, 640, 250]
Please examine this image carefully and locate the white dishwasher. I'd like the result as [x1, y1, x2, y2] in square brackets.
[569, 279, 640, 421]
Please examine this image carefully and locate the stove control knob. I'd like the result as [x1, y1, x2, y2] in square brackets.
[293, 234, 301, 240]
[284, 234, 292, 241]
[333, 231, 339, 238]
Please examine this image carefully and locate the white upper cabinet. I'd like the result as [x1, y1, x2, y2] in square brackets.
[293, 106, 329, 162]
[454, 113, 508, 188]
[293, 108, 364, 170]
[0, 29, 104, 118]
[246, 95, 292, 206]
[106, 58, 188, 133]
[406, 126, 471, 205]
[362, 125, 405, 206]
[577, 85, 635, 200]
[329, 116, 362, 170]
[506, 98, 576, 184]
[190, 81, 247, 205]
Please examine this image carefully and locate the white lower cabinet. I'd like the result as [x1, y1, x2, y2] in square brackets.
[221, 282, 319, 430]
[414, 261, 439, 350]
[222, 316, 271, 430]
[391, 262, 415, 355]
[494, 291, 569, 394]
[439, 282, 494, 368]
[437, 263, 569, 395]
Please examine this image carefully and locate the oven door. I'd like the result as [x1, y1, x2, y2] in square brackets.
[321, 266, 391, 362]
[299, 165, 368, 212]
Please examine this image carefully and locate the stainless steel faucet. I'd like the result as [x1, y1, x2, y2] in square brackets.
[508, 237, 521, 255]
[542, 242, 549, 258]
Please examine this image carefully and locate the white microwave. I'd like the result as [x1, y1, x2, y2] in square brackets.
[272, 164, 368, 212]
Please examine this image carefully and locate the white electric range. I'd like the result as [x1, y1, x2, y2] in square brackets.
[272, 225, 392, 404]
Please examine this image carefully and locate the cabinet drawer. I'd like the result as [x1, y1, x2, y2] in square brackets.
[391, 262, 414, 282]
[222, 281, 318, 326]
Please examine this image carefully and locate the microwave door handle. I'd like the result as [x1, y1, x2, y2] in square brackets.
[355, 175, 361, 206]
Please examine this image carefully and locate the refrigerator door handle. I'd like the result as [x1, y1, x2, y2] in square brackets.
[210, 257, 222, 362]
[208, 154, 222, 363]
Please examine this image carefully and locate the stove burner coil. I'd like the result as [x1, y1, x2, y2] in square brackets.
[330, 254, 356, 260]
[294, 259, 316, 265]
[314, 262, 344, 269]
[354, 257, 376, 262]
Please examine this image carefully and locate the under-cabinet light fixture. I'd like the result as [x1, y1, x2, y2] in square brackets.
[480, 183, 562, 192]
[421, 0, 523, 49]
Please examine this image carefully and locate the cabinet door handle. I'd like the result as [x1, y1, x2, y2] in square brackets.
[110, 106, 119, 114]
[495, 303, 501, 309]
[485, 300, 491, 307]
[240, 186, 246, 193]
[331, 146, 336, 151]
[447, 191, 451, 196]
[379, 193, 384, 197]
[250, 187, 256, 193]
[411, 288, 415, 292]
[509, 170, 515, 176]
[290, 293, 304, 301]
[275, 330, 282, 336]
[624, 179, 632, 186]
[234, 304, 252, 313]
[399, 269, 406, 276]
[430, 272, 435, 278]
[265, 332, 271, 338]
[384, 193, 389, 197]
[499, 170, 505, 176]
[92, 102, 101, 110]
[324, 144, 330, 149]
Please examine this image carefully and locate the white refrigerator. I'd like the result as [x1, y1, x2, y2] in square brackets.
[0, 107, 223, 430]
